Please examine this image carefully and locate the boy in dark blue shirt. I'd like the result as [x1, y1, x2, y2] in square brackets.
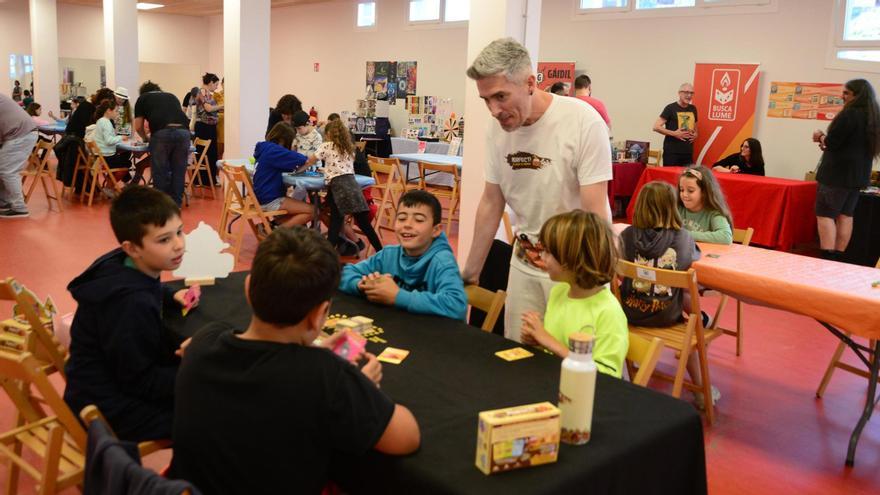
[64, 186, 193, 442]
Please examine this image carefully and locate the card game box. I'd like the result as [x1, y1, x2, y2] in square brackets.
[475, 402, 561, 475]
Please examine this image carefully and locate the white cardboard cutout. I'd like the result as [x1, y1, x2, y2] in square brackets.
[173, 222, 235, 280]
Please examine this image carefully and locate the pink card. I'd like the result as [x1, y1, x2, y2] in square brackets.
[181, 285, 201, 316]
[332, 332, 366, 363]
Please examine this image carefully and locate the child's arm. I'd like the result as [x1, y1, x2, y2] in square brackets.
[592, 308, 629, 378]
[521, 311, 569, 357]
[393, 257, 468, 320]
[339, 255, 385, 295]
[374, 404, 421, 455]
[688, 213, 733, 245]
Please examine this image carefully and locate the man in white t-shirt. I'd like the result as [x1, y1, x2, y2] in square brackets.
[461, 38, 612, 342]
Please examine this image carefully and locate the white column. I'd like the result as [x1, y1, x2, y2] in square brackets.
[457, 0, 541, 262]
[103, 0, 139, 99]
[223, 0, 270, 160]
[29, 0, 61, 116]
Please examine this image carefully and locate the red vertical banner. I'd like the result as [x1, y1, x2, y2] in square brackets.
[536, 62, 576, 96]
[692, 63, 760, 166]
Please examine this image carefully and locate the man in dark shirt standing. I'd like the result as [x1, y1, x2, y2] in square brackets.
[134, 81, 191, 206]
[653, 83, 698, 165]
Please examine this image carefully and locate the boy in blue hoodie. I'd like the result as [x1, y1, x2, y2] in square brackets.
[339, 190, 467, 320]
[64, 186, 192, 442]
[252, 121, 315, 228]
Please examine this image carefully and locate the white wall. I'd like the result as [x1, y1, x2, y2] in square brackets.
[539, 0, 880, 180]
[216, 0, 470, 134]
[1, 0, 210, 101]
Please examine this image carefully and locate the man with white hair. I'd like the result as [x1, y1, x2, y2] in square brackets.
[653, 83, 698, 165]
[460, 38, 612, 342]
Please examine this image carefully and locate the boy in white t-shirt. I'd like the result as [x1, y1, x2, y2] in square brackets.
[461, 38, 612, 342]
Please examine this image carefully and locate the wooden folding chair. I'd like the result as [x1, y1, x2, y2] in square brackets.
[218, 162, 287, 262]
[626, 334, 663, 387]
[83, 141, 127, 207]
[418, 161, 460, 234]
[0, 277, 67, 378]
[710, 227, 754, 356]
[0, 351, 86, 495]
[22, 141, 63, 212]
[64, 145, 92, 202]
[355, 141, 367, 153]
[816, 256, 880, 398]
[0, 351, 171, 495]
[368, 155, 412, 235]
[612, 260, 723, 424]
[646, 150, 662, 167]
[186, 138, 216, 200]
[464, 285, 506, 332]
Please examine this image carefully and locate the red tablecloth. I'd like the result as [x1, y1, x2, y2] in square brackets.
[609, 161, 646, 199]
[625, 167, 817, 251]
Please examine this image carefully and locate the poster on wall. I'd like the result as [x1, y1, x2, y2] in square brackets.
[767, 82, 844, 121]
[692, 62, 761, 166]
[536, 62, 575, 95]
[366, 61, 418, 105]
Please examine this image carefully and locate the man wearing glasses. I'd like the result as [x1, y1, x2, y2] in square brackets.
[653, 83, 698, 165]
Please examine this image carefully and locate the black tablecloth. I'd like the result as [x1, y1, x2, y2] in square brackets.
[165, 272, 707, 495]
[842, 193, 880, 267]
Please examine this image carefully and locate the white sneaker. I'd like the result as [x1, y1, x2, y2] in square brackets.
[694, 385, 721, 410]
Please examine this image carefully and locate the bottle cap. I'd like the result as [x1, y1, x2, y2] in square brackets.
[568, 332, 594, 354]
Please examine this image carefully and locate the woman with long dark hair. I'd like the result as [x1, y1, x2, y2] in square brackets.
[712, 138, 765, 176]
[266, 94, 302, 137]
[195, 73, 223, 184]
[813, 79, 880, 260]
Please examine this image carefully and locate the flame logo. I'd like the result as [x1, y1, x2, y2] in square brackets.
[720, 72, 732, 89]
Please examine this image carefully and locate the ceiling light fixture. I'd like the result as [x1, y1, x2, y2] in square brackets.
[136, 3, 165, 10]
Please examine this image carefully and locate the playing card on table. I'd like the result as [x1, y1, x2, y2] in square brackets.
[495, 347, 534, 361]
[377, 347, 410, 365]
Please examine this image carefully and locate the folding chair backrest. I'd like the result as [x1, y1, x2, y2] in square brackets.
[418, 161, 460, 190]
[193, 138, 212, 164]
[732, 227, 754, 247]
[613, 260, 701, 317]
[0, 350, 86, 449]
[464, 285, 506, 332]
[646, 149, 662, 167]
[355, 141, 367, 152]
[0, 277, 68, 378]
[367, 156, 397, 183]
[369, 155, 407, 186]
[222, 163, 276, 235]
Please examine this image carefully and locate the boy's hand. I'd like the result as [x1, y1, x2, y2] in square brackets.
[357, 272, 386, 291]
[520, 311, 549, 347]
[173, 288, 195, 308]
[358, 352, 383, 387]
[175, 337, 192, 358]
[362, 275, 399, 305]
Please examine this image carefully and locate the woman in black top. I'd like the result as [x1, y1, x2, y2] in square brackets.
[812, 79, 880, 260]
[266, 94, 302, 137]
[712, 138, 765, 176]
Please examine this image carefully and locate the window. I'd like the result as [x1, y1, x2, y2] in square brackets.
[829, 0, 880, 72]
[408, 0, 469, 24]
[576, 0, 771, 15]
[636, 0, 695, 8]
[444, 0, 469, 22]
[8, 54, 32, 79]
[579, 0, 627, 9]
[843, 0, 880, 41]
[357, 2, 376, 28]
